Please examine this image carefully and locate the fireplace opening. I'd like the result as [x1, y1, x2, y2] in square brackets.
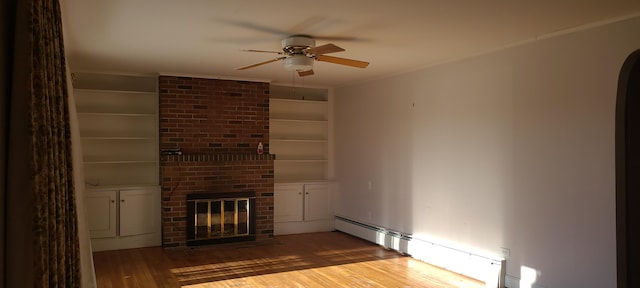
[186, 192, 256, 246]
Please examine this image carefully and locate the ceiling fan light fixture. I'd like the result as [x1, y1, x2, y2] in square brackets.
[283, 55, 313, 72]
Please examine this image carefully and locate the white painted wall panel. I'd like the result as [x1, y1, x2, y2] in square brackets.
[334, 17, 640, 288]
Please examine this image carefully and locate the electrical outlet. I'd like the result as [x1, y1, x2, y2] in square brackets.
[501, 247, 511, 259]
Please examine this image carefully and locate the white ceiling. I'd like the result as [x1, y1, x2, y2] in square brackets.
[61, 0, 640, 88]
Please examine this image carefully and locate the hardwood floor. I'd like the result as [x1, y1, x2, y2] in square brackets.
[92, 231, 485, 288]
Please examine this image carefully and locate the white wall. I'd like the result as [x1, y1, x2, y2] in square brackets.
[66, 66, 97, 288]
[334, 16, 640, 287]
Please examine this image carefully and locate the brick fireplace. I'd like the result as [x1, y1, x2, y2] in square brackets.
[159, 76, 274, 248]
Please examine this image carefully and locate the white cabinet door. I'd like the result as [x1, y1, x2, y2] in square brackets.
[274, 183, 304, 222]
[304, 183, 332, 221]
[119, 188, 160, 237]
[85, 190, 117, 238]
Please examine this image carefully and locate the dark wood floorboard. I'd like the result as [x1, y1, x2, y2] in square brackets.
[92, 231, 485, 288]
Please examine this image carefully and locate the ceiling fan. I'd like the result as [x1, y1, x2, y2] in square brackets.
[235, 35, 369, 77]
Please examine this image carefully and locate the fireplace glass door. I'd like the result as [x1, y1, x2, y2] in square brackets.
[194, 198, 250, 240]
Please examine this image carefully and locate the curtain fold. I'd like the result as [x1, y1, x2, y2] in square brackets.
[30, 0, 81, 285]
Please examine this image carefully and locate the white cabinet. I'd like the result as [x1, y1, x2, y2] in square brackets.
[270, 85, 329, 183]
[85, 186, 161, 251]
[303, 183, 333, 221]
[274, 184, 304, 222]
[274, 183, 333, 235]
[119, 189, 160, 237]
[85, 190, 117, 238]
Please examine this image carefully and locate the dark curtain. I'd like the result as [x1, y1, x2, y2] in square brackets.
[2, 0, 81, 287]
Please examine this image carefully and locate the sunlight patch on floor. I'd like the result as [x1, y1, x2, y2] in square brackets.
[180, 257, 485, 288]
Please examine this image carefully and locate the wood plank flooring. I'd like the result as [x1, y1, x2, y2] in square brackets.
[92, 231, 485, 288]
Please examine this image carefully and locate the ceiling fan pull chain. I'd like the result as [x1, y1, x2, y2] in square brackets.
[292, 70, 296, 99]
[301, 76, 305, 100]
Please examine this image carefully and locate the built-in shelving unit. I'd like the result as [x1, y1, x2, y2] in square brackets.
[73, 73, 161, 251]
[270, 85, 334, 235]
[73, 74, 159, 187]
[269, 85, 329, 183]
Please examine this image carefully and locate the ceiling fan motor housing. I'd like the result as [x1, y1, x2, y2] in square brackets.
[281, 35, 315, 53]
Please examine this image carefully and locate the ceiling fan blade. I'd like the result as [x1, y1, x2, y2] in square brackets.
[316, 55, 369, 68]
[306, 44, 345, 55]
[235, 57, 286, 70]
[298, 70, 315, 77]
[243, 49, 284, 54]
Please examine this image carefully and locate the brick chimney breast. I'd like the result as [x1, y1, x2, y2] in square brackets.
[159, 76, 274, 248]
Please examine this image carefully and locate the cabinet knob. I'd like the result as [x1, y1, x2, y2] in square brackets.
[306, 192, 309, 195]
[121, 200, 125, 203]
[111, 200, 115, 203]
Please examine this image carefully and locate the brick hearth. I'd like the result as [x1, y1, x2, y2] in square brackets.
[158, 76, 274, 248]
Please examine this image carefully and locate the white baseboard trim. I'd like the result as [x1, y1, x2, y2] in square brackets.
[90, 232, 161, 252]
[504, 274, 550, 288]
[505, 275, 520, 288]
[334, 216, 506, 288]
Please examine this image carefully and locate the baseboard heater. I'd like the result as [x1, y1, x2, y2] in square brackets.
[334, 216, 506, 288]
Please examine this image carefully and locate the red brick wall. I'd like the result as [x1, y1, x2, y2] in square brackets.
[158, 76, 274, 248]
[159, 76, 270, 154]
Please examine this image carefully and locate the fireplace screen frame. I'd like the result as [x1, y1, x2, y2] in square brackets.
[186, 192, 256, 246]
